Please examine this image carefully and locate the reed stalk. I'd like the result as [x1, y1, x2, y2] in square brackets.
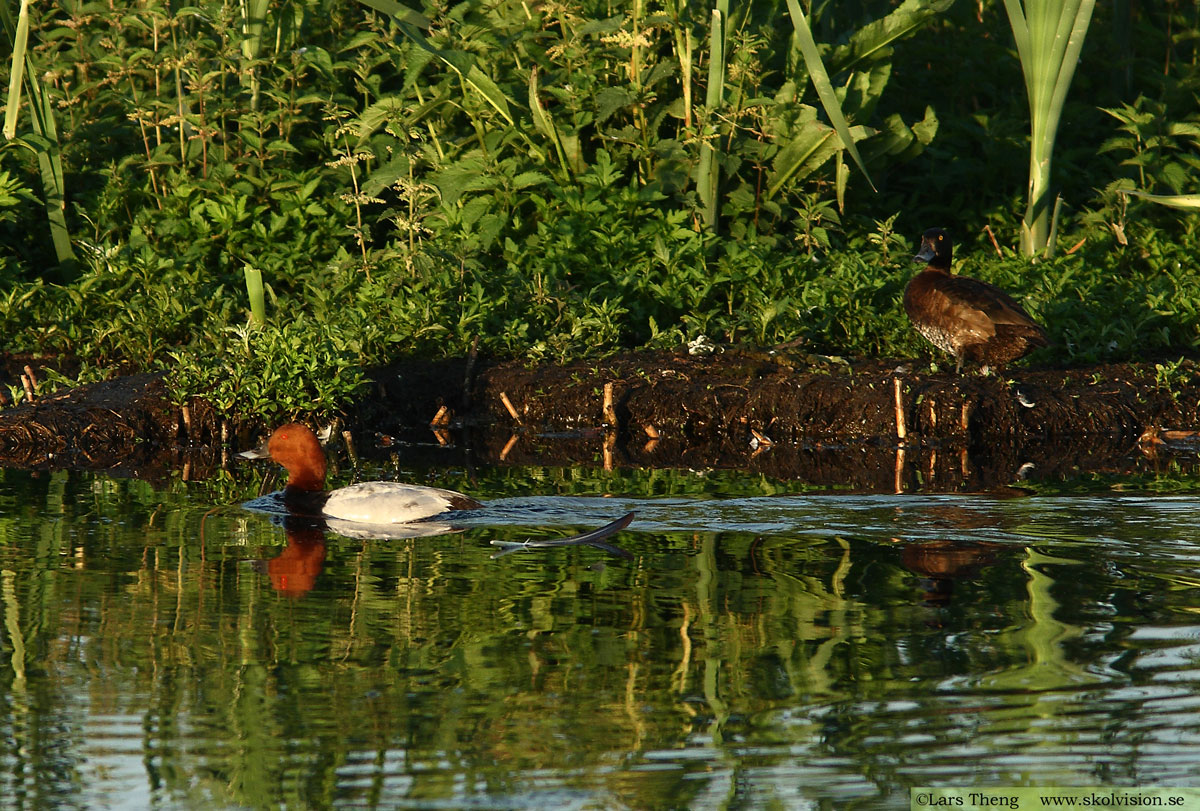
[1002, 0, 1095, 258]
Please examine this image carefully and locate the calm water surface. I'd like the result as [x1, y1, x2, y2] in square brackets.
[1, 461, 1200, 809]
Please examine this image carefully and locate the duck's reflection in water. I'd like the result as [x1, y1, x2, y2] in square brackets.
[255, 516, 328, 598]
[899, 540, 1004, 607]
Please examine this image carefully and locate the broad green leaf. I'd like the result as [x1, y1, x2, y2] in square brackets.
[350, 0, 430, 28]
[830, 0, 956, 75]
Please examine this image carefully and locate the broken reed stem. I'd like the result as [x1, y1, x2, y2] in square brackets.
[960, 402, 970, 432]
[500, 433, 519, 461]
[893, 377, 906, 441]
[181, 405, 192, 441]
[602, 382, 617, 427]
[643, 424, 660, 439]
[499, 391, 522, 423]
[603, 432, 616, 471]
[430, 405, 451, 427]
[983, 224, 1003, 257]
[221, 419, 229, 446]
[894, 446, 906, 494]
[20, 375, 34, 402]
[342, 430, 358, 465]
[23, 365, 38, 390]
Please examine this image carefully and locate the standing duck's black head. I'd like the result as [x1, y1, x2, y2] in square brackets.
[913, 228, 953, 270]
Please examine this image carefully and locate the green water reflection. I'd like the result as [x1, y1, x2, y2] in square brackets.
[1, 466, 1200, 809]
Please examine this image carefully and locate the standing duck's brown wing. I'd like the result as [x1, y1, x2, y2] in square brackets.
[934, 274, 1045, 334]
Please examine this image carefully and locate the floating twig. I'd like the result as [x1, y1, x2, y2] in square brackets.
[490, 511, 635, 560]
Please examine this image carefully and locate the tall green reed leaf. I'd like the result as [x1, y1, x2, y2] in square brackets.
[529, 67, 572, 181]
[784, 0, 878, 194]
[1003, 0, 1095, 258]
[696, 5, 726, 230]
[1, 0, 29, 141]
[1, 0, 74, 270]
[240, 0, 270, 111]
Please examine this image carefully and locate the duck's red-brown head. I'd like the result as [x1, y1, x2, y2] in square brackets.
[265, 423, 327, 492]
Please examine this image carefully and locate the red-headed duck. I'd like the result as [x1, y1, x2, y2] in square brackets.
[905, 228, 1048, 374]
[242, 422, 483, 525]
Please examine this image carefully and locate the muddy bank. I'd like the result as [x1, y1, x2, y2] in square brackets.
[1, 349, 1198, 491]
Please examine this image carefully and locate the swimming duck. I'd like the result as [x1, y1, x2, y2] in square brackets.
[242, 422, 483, 525]
[904, 228, 1048, 373]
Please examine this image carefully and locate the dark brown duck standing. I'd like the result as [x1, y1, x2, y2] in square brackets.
[904, 228, 1048, 373]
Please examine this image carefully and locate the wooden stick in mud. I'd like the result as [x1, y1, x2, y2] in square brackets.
[181, 405, 192, 441]
[499, 391, 521, 423]
[23, 365, 38, 390]
[893, 377, 906, 441]
[20, 374, 34, 402]
[602, 382, 617, 428]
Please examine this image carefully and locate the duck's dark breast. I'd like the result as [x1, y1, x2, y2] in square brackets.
[282, 486, 331, 517]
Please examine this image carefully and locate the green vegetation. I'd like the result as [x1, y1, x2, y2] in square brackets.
[1, 0, 1199, 422]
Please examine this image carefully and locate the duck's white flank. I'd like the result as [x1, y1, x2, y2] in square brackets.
[321, 482, 468, 524]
